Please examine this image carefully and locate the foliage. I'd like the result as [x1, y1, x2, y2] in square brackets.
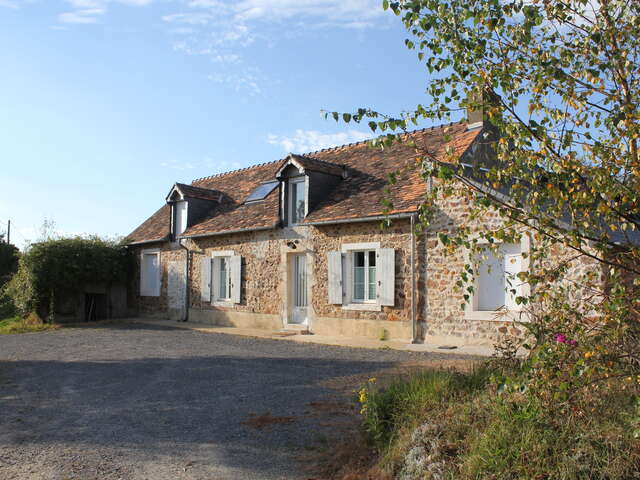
[5, 237, 128, 319]
[0, 313, 58, 335]
[332, 2, 640, 476]
[0, 285, 16, 319]
[0, 241, 19, 286]
[357, 364, 640, 479]
[326, 0, 640, 419]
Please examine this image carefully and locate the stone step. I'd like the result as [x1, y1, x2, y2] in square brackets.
[272, 329, 310, 337]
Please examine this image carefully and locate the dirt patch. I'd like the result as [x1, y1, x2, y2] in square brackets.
[241, 412, 296, 430]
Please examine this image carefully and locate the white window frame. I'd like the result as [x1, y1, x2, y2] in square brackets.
[288, 176, 306, 225]
[351, 250, 377, 304]
[211, 250, 235, 306]
[464, 236, 530, 322]
[341, 242, 382, 311]
[140, 248, 161, 297]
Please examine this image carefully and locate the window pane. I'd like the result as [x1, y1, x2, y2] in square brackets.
[245, 181, 279, 203]
[368, 251, 376, 267]
[354, 267, 365, 300]
[218, 258, 228, 299]
[291, 180, 305, 224]
[355, 251, 365, 267]
[368, 266, 376, 300]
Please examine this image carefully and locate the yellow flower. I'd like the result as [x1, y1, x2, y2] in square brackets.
[584, 351, 594, 359]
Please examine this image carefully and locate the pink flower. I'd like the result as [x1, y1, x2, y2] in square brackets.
[553, 333, 578, 346]
[554, 334, 567, 344]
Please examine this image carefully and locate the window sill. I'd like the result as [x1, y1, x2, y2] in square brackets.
[212, 300, 234, 308]
[464, 310, 528, 322]
[342, 303, 382, 312]
[140, 293, 160, 298]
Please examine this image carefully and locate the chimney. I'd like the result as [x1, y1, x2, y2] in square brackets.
[466, 86, 500, 130]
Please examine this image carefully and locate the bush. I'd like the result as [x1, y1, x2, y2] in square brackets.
[5, 237, 128, 319]
[0, 241, 19, 286]
[0, 285, 16, 319]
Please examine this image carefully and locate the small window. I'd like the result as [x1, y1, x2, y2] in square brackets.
[288, 178, 305, 225]
[476, 243, 523, 311]
[214, 257, 232, 301]
[245, 181, 279, 203]
[174, 201, 188, 236]
[140, 250, 160, 297]
[353, 250, 376, 302]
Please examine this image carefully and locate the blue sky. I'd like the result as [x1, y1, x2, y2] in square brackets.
[0, 0, 441, 248]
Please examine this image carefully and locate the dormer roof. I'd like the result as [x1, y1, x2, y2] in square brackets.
[275, 153, 346, 178]
[166, 183, 224, 203]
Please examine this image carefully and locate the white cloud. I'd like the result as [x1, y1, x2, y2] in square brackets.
[0, 0, 37, 8]
[236, 0, 384, 25]
[58, 8, 106, 23]
[268, 129, 372, 153]
[59, 0, 154, 25]
[208, 69, 263, 96]
[162, 12, 214, 25]
[160, 0, 389, 96]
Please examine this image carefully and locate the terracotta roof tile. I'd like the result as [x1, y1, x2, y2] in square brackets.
[125, 122, 481, 243]
[126, 205, 171, 244]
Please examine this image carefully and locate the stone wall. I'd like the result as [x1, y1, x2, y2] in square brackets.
[128, 220, 420, 341]
[184, 220, 419, 340]
[128, 186, 606, 346]
[127, 242, 186, 319]
[423, 185, 606, 346]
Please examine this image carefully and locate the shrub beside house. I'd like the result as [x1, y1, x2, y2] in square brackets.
[6, 237, 128, 323]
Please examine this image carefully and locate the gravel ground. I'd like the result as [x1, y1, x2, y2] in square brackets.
[0, 322, 475, 480]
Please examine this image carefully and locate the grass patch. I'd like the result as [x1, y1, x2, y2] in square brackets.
[0, 313, 58, 335]
[353, 363, 640, 480]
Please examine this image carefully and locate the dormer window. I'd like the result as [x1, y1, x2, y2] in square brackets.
[174, 201, 188, 236]
[288, 177, 306, 225]
[165, 182, 223, 240]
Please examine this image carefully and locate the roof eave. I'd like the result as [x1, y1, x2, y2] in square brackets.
[126, 236, 169, 246]
[178, 223, 278, 240]
[303, 211, 417, 226]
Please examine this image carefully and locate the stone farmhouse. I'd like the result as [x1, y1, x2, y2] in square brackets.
[124, 119, 597, 346]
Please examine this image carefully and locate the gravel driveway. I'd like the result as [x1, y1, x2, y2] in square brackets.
[0, 322, 473, 480]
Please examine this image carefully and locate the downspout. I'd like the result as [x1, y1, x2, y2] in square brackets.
[410, 213, 418, 344]
[178, 239, 190, 322]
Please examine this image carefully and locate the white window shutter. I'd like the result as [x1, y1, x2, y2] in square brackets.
[230, 255, 242, 304]
[200, 256, 212, 302]
[504, 253, 523, 309]
[377, 248, 395, 306]
[327, 251, 343, 304]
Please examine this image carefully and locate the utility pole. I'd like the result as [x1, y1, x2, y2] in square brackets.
[7, 220, 10, 244]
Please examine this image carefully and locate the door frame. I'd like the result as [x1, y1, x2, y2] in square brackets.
[283, 251, 312, 329]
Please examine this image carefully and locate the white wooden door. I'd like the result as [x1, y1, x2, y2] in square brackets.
[290, 254, 308, 325]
